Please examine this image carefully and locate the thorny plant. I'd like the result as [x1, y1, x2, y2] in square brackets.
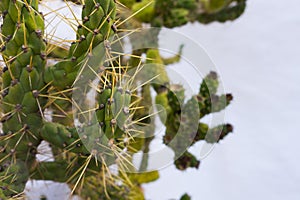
[0, 0, 246, 199]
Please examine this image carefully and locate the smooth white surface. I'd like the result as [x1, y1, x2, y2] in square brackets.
[145, 0, 300, 199]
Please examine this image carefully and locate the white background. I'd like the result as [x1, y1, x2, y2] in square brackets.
[145, 0, 300, 199]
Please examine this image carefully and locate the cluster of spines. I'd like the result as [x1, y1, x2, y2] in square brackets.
[44, 0, 117, 89]
[35, 80, 139, 198]
[35, 0, 132, 193]
[96, 85, 131, 139]
[43, 0, 117, 128]
[119, 45, 233, 172]
[119, 45, 233, 171]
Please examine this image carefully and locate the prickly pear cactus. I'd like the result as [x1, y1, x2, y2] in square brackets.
[0, 0, 246, 199]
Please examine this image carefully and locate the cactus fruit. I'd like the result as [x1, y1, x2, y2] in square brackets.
[0, 0, 245, 199]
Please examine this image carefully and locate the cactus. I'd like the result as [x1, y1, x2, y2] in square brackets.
[0, 0, 47, 197]
[161, 72, 233, 170]
[0, 0, 246, 199]
[180, 193, 191, 200]
[118, 0, 247, 27]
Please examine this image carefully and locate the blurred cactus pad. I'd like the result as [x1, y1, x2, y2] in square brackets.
[0, 0, 246, 199]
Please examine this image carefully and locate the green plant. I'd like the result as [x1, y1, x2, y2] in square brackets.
[119, 0, 246, 26]
[0, 0, 246, 199]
